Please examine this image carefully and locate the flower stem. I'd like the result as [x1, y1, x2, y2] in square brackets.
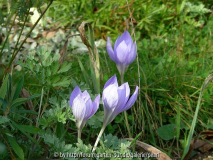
[92, 125, 106, 152]
[78, 128, 82, 140]
[121, 73, 132, 138]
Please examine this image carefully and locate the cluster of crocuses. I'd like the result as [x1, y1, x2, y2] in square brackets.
[69, 30, 138, 152]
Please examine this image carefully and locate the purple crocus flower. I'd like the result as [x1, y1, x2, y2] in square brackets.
[92, 75, 138, 152]
[102, 75, 139, 126]
[69, 86, 100, 133]
[107, 30, 137, 76]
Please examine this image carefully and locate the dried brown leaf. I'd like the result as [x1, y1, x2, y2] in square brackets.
[125, 138, 172, 160]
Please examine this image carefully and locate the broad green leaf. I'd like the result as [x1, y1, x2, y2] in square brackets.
[7, 136, 24, 160]
[157, 124, 176, 140]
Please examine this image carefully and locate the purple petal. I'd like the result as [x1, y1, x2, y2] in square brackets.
[116, 41, 128, 64]
[120, 86, 139, 113]
[114, 36, 122, 50]
[104, 75, 118, 89]
[123, 82, 130, 105]
[126, 42, 137, 65]
[107, 37, 117, 63]
[69, 86, 81, 107]
[120, 30, 133, 46]
[103, 84, 118, 110]
[72, 94, 86, 121]
[82, 90, 90, 102]
[87, 94, 100, 119]
[114, 83, 128, 115]
[84, 97, 93, 120]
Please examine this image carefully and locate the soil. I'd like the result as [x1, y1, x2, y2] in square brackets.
[190, 151, 213, 160]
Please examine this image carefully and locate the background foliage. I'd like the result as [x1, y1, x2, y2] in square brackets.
[0, 0, 213, 159]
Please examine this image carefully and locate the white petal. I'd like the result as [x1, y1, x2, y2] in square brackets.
[72, 94, 86, 122]
[103, 84, 118, 110]
[115, 41, 128, 64]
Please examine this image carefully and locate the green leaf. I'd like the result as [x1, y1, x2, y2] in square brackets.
[0, 75, 9, 108]
[10, 120, 39, 145]
[12, 110, 38, 115]
[157, 124, 176, 140]
[28, 94, 40, 100]
[58, 61, 72, 73]
[77, 57, 92, 89]
[76, 138, 93, 153]
[39, 130, 77, 153]
[10, 98, 28, 108]
[52, 76, 70, 87]
[7, 136, 24, 160]
[14, 124, 40, 134]
[101, 134, 131, 151]
[87, 111, 103, 128]
[51, 61, 60, 75]
[51, 75, 60, 84]
[0, 116, 10, 124]
[13, 76, 24, 101]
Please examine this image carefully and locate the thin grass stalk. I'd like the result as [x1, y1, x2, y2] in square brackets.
[182, 73, 213, 160]
[121, 73, 132, 138]
[36, 87, 44, 127]
[126, 0, 141, 113]
[176, 99, 181, 157]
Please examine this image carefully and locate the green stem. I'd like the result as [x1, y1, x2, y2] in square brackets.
[92, 125, 106, 152]
[78, 128, 82, 140]
[36, 87, 44, 127]
[121, 73, 132, 138]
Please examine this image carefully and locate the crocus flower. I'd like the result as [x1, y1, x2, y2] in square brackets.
[102, 75, 138, 126]
[69, 86, 100, 139]
[92, 75, 138, 152]
[107, 30, 137, 76]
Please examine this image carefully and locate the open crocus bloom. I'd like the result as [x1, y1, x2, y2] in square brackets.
[69, 86, 100, 131]
[107, 30, 137, 76]
[102, 75, 139, 127]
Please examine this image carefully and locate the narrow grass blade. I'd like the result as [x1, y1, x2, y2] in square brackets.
[182, 73, 213, 159]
